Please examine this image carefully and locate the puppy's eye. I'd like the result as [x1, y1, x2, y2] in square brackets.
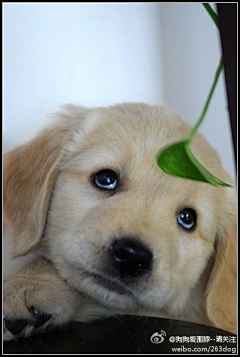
[177, 208, 197, 231]
[94, 170, 118, 190]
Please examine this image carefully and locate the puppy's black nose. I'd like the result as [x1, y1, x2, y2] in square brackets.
[110, 238, 153, 278]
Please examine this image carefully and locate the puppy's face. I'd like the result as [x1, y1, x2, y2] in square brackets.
[44, 104, 229, 315]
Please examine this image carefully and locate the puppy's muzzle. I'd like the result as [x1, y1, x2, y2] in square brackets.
[109, 238, 153, 278]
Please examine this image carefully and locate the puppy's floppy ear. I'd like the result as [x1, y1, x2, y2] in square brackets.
[206, 188, 237, 333]
[3, 124, 71, 258]
[4, 105, 90, 259]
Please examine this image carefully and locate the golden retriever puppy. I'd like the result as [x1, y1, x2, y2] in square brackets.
[3, 103, 236, 340]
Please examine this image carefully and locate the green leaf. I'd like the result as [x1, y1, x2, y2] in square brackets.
[157, 141, 205, 181]
[157, 140, 231, 187]
[156, 7, 231, 187]
[156, 58, 229, 186]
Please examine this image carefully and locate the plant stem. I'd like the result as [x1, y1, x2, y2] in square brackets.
[202, 3, 219, 28]
[187, 57, 224, 142]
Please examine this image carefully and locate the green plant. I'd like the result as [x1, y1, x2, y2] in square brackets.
[157, 3, 230, 187]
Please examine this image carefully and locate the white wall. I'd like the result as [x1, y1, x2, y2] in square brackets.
[3, 3, 163, 151]
[3, 3, 235, 179]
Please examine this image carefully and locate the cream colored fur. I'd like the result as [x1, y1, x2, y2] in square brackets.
[3, 103, 237, 340]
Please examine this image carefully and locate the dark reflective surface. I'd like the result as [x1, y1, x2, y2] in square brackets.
[3, 316, 237, 354]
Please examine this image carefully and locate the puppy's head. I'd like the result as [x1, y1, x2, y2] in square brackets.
[4, 103, 236, 332]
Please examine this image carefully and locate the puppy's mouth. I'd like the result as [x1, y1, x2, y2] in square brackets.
[84, 270, 131, 296]
[60, 258, 137, 309]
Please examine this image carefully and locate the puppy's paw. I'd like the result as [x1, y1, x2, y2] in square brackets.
[3, 271, 79, 340]
[4, 309, 53, 341]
